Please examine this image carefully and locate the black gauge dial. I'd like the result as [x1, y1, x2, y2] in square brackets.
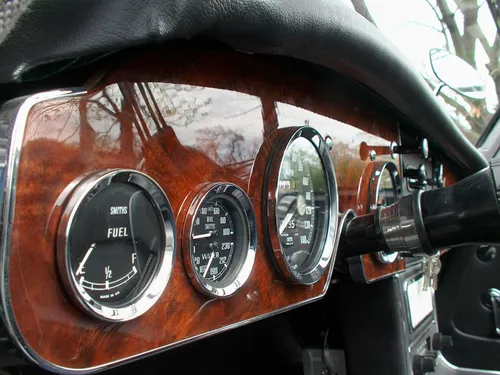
[69, 183, 162, 304]
[58, 170, 176, 322]
[191, 199, 236, 282]
[184, 183, 257, 298]
[266, 127, 338, 285]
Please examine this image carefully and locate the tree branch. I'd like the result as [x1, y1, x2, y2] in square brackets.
[424, 0, 451, 50]
[436, 0, 465, 57]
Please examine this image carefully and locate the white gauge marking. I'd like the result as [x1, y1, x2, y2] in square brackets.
[203, 252, 215, 278]
[76, 243, 95, 276]
[81, 267, 138, 291]
[279, 212, 295, 234]
[193, 232, 212, 240]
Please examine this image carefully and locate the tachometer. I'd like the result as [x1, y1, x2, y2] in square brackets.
[57, 170, 175, 322]
[182, 183, 257, 298]
[265, 127, 338, 285]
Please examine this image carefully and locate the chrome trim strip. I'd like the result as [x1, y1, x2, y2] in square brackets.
[0, 89, 89, 373]
[436, 355, 500, 375]
[0, 90, 343, 374]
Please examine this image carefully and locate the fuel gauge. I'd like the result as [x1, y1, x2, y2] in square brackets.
[57, 170, 175, 322]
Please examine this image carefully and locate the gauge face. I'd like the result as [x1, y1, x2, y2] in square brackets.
[276, 137, 329, 271]
[69, 183, 163, 304]
[191, 198, 237, 282]
[184, 183, 257, 298]
[58, 170, 176, 321]
[266, 127, 338, 285]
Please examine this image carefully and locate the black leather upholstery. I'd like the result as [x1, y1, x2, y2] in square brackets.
[0, 0, 488, 174]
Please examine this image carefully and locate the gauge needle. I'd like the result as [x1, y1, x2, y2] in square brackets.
[76, 243, 95, 276]
[193, 232, 212, 240]
[203, 252, 215, 278]
[279, 212, 295, 234]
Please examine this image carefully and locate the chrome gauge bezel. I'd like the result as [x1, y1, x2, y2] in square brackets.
[182, 183, 257, 298]
[265, 126, 339, 285]
[363, 160, 401, 264]
[57, 169, 176, 322]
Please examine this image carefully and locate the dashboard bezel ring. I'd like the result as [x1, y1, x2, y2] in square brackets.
[265, 126, 339, 285]
[360, 160, 401, 263]
[182, 182, 258, 298]
[56, 169, 176, 322]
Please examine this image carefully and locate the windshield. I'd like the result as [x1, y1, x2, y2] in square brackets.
[342, 0, 500, 144]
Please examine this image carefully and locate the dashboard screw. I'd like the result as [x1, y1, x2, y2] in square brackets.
[369, 149, 377, 161]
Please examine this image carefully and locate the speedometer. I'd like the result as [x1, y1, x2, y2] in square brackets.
[265, 127, 339, 285]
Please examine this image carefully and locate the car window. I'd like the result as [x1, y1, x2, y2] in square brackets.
[343, 0, 499, 144]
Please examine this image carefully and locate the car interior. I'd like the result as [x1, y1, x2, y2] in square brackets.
[0, 1, 499, 375]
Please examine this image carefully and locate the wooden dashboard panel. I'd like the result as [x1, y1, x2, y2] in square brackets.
[4, 44, 404, 371]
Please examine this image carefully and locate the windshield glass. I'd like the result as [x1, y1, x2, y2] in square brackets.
[342, 0, 499, 144]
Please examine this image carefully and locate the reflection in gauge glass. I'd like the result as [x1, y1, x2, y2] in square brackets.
[266, 127, 339, 285]
[377, 167, 398, 207]
[58, 170, 176, 322]
[276, 137, 329, 271]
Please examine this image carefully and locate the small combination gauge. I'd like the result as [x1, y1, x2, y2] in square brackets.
[182, 183, 257, 298]
[57, 170, 175, 322]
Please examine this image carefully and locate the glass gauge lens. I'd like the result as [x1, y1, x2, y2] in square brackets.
[377, 168, 398, 206]
[59, 170, 176, 321]
[69, 183, 163, 305]
[191, 199, 237, 282]
[276, 137, 329, 272]
[185, 183, 257, 298]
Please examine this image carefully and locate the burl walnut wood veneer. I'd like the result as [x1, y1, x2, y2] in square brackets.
[5, 44, 407, 370]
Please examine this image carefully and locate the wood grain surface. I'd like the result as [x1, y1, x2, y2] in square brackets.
[7, 44, 406, 370]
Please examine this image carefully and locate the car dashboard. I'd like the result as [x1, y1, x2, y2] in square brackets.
[0, 43, 458, 374]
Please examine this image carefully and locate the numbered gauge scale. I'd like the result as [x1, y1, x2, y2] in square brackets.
[57, 170, 176, 322]
[182, 183, 257, 298]
[265, 127, 339, 285]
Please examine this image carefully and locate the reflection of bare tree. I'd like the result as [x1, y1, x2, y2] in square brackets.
[145, 83, 212, 127]
[331, 141, 368, 211]
[195, 125, 259, 178]
[26, 80, 263, 186]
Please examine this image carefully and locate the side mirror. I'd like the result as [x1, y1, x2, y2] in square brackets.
[429, 48, 487, 100]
